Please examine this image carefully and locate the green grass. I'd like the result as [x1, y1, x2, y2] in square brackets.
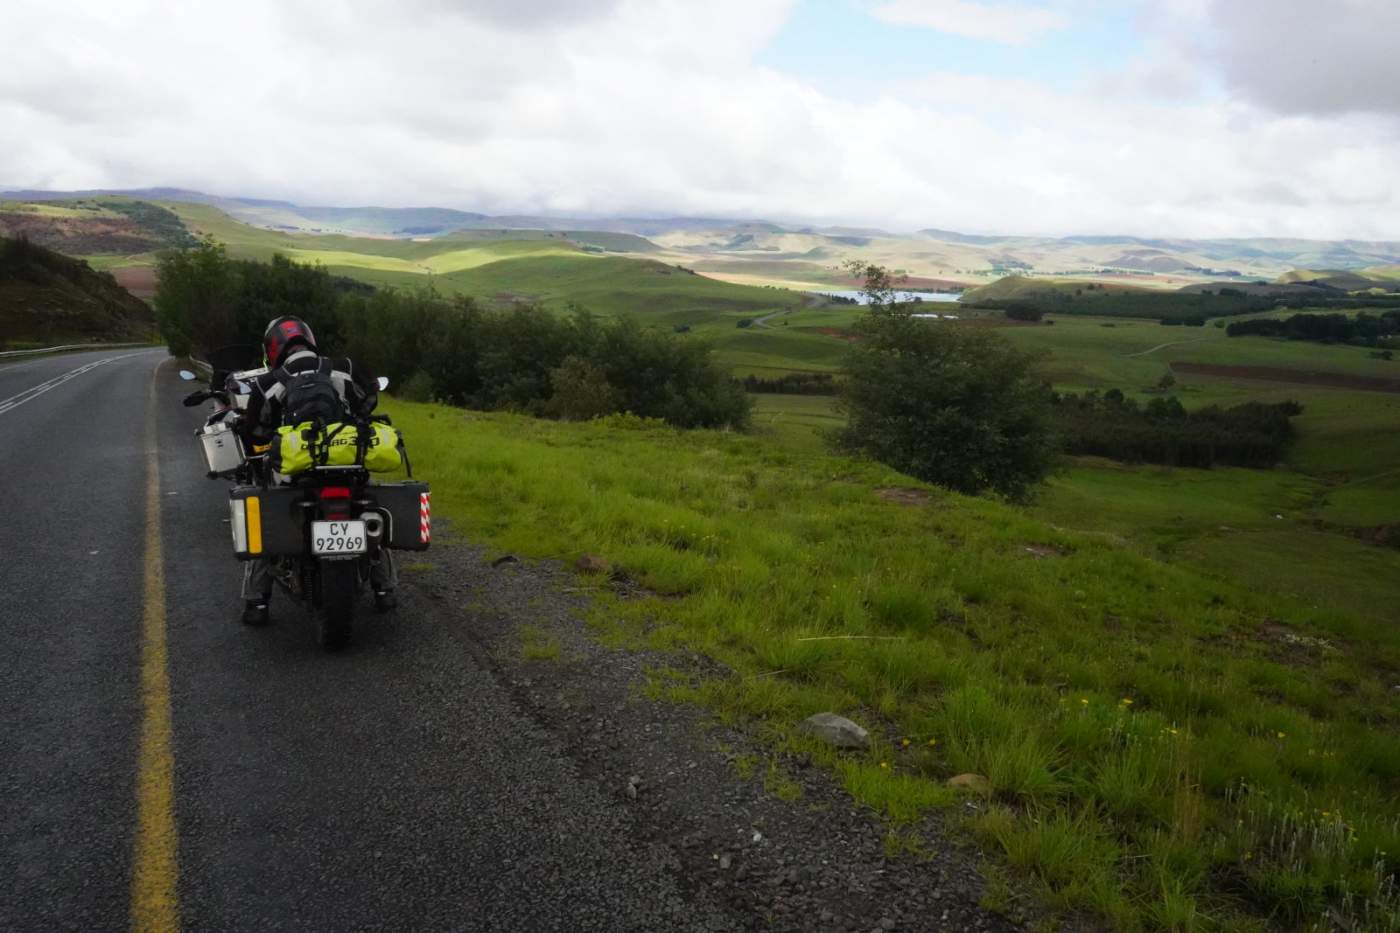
[749, 394, 843, 452]
[996, 314, 1400, 396]
[383, 400, 1400, 931]
[518, 623, 563, 662]
[1028, 461, 1400, 631]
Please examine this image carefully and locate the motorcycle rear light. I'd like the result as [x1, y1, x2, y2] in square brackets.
[318, 487, 351, 499]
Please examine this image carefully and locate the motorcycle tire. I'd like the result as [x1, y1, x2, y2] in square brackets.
[316, 558, 358, 651]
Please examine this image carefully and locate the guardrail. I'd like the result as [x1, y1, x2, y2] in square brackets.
[0, 342, 155, 360]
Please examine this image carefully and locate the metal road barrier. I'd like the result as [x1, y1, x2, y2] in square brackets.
[0, 342, 154, 360]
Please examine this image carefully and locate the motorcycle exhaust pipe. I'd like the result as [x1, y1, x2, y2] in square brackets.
[360, 512, 385, 544]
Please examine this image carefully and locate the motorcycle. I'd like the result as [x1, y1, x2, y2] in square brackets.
[178, 354, 430, 650]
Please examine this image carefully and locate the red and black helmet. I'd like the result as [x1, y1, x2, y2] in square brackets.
[263, 316, 317, 369]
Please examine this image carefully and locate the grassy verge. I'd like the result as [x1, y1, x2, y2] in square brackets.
[383, 400, 1399, 931]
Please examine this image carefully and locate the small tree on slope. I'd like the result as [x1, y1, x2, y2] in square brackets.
[836, 264, 1055, 501]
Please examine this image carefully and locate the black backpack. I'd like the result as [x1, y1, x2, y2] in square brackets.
[276, 358, 347, 427]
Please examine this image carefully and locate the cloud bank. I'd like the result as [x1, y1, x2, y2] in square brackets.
[0, 0, 1397, 238]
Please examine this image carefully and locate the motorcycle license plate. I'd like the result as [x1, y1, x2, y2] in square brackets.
[312, 520, 367, 555]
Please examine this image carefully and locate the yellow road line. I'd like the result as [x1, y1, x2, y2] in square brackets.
[131, 366, 179, 932]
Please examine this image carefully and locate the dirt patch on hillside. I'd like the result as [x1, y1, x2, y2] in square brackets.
[110, 265, 157, 299]
[875, 486, 931, 506]
[0, 212, 156, 254]
[814, 326, 857, 341]
[1172, 362, 1400, 393]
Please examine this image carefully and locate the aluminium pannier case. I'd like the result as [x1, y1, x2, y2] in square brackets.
[199, 421, 247, 477]
[229, 486, 306, 560]
[371, 481, 431, 551]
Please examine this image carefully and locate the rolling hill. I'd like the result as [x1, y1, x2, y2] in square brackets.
[10, 188, 1400, 290]
[0, 235, 154, 346]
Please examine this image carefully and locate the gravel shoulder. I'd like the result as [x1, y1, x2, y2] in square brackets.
[410, 527, 1023, 933]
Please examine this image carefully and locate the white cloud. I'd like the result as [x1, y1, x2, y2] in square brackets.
[1205, 0, 1400, 116]
[0, 0, 1398, 239]
[868, 0, 1068, 46]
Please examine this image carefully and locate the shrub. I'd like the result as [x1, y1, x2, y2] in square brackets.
[546, 355, 618, 421]
[837, 266, 1055, 500]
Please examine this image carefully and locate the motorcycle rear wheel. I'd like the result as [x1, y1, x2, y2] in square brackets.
[316, 558, 358, 651]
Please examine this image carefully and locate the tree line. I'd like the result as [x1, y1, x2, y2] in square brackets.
[1226, 310, 1400, 345]
[1051, 390, 1301, 468]
[154, 239, 749, 430]
[970, 289, 1400, 323]
[741, 373, 839, 395]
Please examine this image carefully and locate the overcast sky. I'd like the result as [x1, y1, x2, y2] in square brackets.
[2, 0, 1398, 238]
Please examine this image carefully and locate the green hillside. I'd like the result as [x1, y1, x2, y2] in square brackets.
[0, 235, 154, 346]
[1277, 268, 1400, 291]
[960, 274, 1149, 303]
[160, 201, 806, 322]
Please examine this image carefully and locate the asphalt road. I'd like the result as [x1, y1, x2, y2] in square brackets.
[0, 351, 739, 931]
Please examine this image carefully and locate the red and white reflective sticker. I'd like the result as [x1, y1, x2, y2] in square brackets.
[419, 491, 432, 543]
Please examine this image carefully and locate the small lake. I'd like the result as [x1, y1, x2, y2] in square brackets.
[809, 289, 962, 305]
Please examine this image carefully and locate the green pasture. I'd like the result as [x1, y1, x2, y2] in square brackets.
[382, 400, 1400, 931]
[1027, 461, 1400, 628]
[749, 393, 844, 452]
[996, 314, 1400, 395]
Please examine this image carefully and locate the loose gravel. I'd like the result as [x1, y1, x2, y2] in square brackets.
[409, 528, 1026, 933]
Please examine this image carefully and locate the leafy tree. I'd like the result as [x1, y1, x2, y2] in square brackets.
[836, 264, 1054, 500]
[546, 356, 618, 420]
[154, 243, 749, 430]
[153, 236, 234, 357]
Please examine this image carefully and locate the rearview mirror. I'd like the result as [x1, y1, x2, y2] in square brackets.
[178, 370, 197, 381]
[377, 376, 390, 391]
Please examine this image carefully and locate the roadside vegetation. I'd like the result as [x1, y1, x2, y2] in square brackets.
[382, 400, 1399, 932]
[154, 240, 750, 429]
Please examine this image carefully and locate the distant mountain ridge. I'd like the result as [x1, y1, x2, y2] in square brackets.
[7, 187, 1400, 280]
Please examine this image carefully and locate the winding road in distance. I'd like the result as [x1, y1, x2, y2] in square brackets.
[0, 348, 739, 931]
